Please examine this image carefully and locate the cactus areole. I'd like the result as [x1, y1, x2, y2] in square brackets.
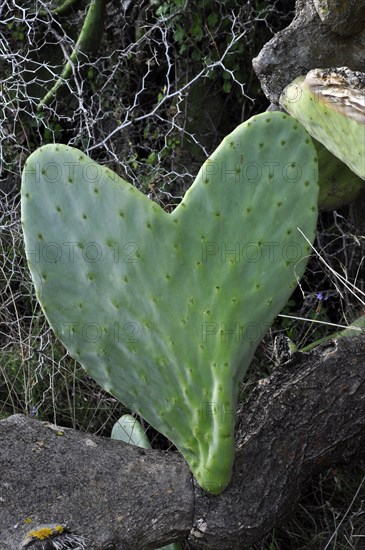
[21, 112, 319, 494]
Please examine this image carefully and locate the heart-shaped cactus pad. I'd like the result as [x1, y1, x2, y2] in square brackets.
[21, 112, 319, 494]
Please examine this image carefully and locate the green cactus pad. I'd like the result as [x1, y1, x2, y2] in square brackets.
[280, 68, 365, 180]
[21, 112, 318, 494]
[313, 138, 364, 211]
[111, 414, 151, 449]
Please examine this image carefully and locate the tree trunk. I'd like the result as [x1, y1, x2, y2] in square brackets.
[1, 334, 365, 549]
[252, 0, 365, 106]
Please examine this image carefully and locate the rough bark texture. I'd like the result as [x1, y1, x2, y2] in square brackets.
[192, 335, 365, 549]
[313, 0, 365, 36]
[1, 335, 365, 549]
[0, 415, 193, 550]
[253, 0, 365, 106]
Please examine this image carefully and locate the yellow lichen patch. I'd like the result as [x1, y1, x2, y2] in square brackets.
[26, 525, 64, 540]
[26, 527, 53, 540]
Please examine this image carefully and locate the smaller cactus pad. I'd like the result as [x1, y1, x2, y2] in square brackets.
[280, 68, 365, 180]
[313, 137, 363, 210]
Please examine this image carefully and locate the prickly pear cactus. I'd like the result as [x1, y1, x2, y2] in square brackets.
[21, 112, 319, 494]
[280, 68, 365, 180]
[111, 414, 151, 449]
[313, 137, 363, 210]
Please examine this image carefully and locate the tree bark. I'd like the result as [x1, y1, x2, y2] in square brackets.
[1, 335, 365, 549]
[252, 0, 365, 106]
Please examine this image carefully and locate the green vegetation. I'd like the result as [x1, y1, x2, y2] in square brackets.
[20, 113, 319, 494]
[1, 0, 364, 546]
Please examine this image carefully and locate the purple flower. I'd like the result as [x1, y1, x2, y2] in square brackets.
[30, 405, 38, 417]
[317, 292, 329, 301]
